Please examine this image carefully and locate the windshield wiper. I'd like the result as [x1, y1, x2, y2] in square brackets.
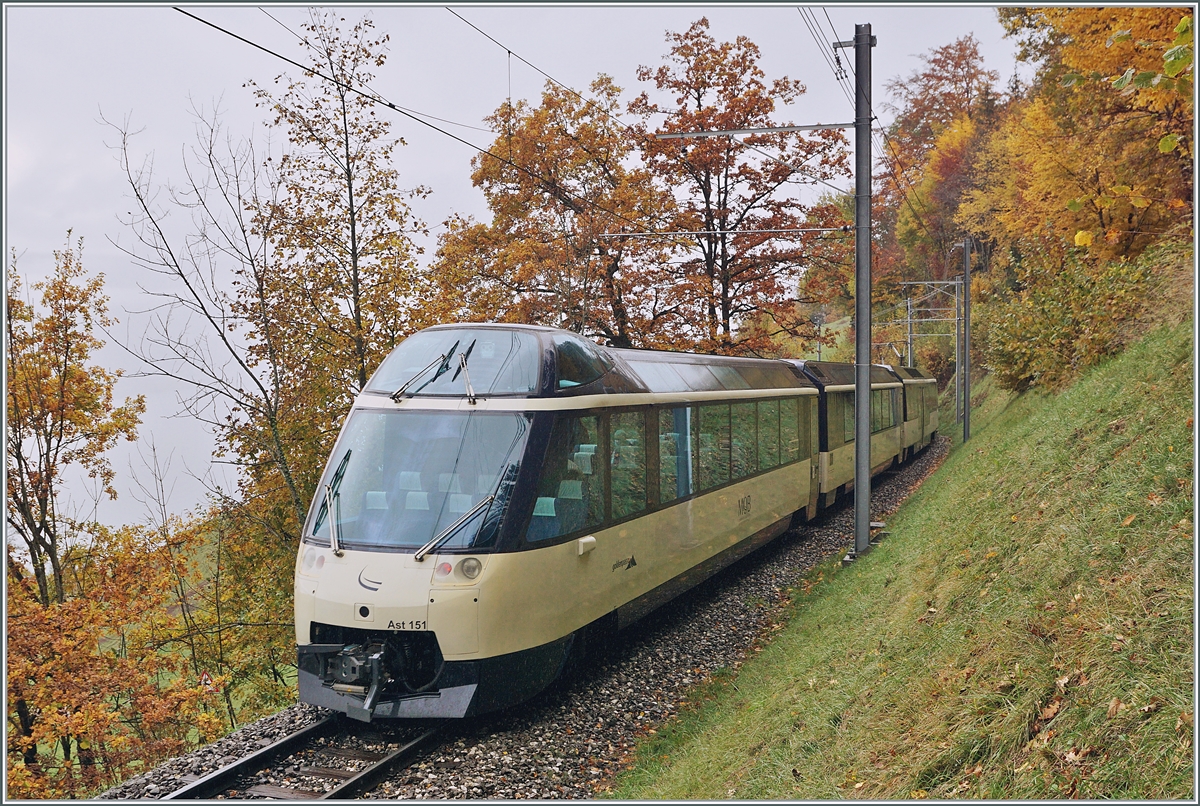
[414, 495, 494, 561]
[390, 340, 460, 401]
[451, 339, 478, 404]
[312, 446, 350, 542]
[325, 482, 344, 557]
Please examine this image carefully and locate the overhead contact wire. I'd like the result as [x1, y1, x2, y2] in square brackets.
[173, 7, 684, 247]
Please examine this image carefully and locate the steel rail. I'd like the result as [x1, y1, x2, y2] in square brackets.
[320, 725, 444, 799]
[164, 716, 338, 799]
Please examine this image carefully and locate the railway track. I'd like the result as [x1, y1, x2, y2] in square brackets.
[165, 716, 443, 800]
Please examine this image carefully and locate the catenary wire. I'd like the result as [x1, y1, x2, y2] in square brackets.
[174, 7, 693, 249]
[448, 7, 853, 204]
[258, 7, 496, 135]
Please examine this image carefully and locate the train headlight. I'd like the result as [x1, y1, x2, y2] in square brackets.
[302, 548, 316, 571]
[435, 561, 453, 577]
[459, 557, 482, 579]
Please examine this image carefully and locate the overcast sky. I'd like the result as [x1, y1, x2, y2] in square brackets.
[4, 2, 1028, 526]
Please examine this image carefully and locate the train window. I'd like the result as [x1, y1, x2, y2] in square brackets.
[781, 397, 800, 462]
[610, 410, 647, 520]
[711, 365, 751, 390]
[757, 398, 780, 470]
[870, 390, 882, 433]
[554, 334, 610, 390]
[658, 407, 694, 503]
[307, 410, 530, 552]
[366, 328, 540, 397]
[697, 403, 731, 490]
[843, 395, 855, 444]
[797, 397, 811, 457]
[674, 363, 723, 391]
[629, 360, 688, 392]
[731, 401, 756, 479]
[526, 414, 606, 542]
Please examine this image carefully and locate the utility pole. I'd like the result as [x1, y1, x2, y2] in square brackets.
[955, 278, 962, 426]
[906, 296, 914, 366]
[962, 237, 971, 442]
[836, 23, 875, 559]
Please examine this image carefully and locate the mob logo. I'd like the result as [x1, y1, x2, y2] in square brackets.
[737, 494, 752, 519]
[358, 568, 382, 591]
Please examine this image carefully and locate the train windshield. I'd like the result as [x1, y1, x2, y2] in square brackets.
[307, 410, 530, 552]
[365, 328, 541, 397]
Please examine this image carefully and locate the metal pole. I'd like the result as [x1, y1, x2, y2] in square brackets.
[955, 277, 962, 426]
[906, 296, 914, 366]
[852, 23, 875, 558]
[963, 238, 971, 442]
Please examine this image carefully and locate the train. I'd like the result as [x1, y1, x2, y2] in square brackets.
[294, 323, 938, 722]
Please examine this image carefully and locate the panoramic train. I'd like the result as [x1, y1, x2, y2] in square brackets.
[294, 323, 938, 722]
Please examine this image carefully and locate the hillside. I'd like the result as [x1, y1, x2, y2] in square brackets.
[607, 315, 1194, 799]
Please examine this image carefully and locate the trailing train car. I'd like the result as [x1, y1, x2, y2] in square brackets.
[885, 364, 939, 461]
[782, 360, 907, 510]
[293, 324, 937, 722]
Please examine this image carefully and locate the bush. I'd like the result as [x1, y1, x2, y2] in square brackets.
[979, 242, 1152, 391]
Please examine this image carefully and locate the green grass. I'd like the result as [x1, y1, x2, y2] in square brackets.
[606, 318, 1194, 799]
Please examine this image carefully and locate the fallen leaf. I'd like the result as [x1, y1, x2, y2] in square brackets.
[1055, 674, 1071, 693]
[1147, 492, 1164, 506]
[1041, 696, 1064, 721]
[1122, 514, 1137, 527]
[854, 781, 866, 790]
[1011, 514, 1020, 522]
[910, 790, 929, 799]
[1176, 712, 1193, 732]
[1043, 601, 1057, 611]
[1108, 697, 1126, 718]
[1140, 697, 1164, 715]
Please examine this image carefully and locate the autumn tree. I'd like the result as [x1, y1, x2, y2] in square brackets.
[249, 9, 428, 395]
[4, 239, 219, 797]
[432, 76, 682, 348]
[5, 234, 144, 606]
[630, 17, 850, 355]
[107, 11, 433, 730]
[876, 34, 1000, 281]
[954, 7, 1193, 392]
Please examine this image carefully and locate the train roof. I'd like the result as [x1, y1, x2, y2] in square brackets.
[782, 359, 900, 389]
[366, 323, 816, 399]
[884, 364, 936, 382]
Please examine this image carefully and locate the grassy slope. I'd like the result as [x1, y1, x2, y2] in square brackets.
[608, 317, 1194, 800]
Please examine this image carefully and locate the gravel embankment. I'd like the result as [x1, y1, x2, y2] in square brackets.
[102, 437, 948, 800]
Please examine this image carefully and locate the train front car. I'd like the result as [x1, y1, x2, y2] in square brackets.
[296, 324, 820, 722]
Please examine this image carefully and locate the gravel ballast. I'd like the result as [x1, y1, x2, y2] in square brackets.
[102, 437, 948, 800]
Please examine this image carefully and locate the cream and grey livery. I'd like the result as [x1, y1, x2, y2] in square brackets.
[780, 360, 938, 511]
[295, 324, 935, 721]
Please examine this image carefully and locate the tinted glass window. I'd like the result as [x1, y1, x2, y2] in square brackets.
[843, 395, 855, 443]
[527, 414, 605, 542]
[781, 397, 800, 462]
[757, 398, 780, 469]
[673, 363, 723, 391]
[554, 334, 608, 390]
[630, 360, 687, 393]
[611, 410, 647, 520]
[307, 411, 529, 551]
[366, 329, 540, 396]
[711, 365, 751, 390]
[659, 407, 694, 503]
[731, 401, 756, 479]
[697, 403, 731, 490]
